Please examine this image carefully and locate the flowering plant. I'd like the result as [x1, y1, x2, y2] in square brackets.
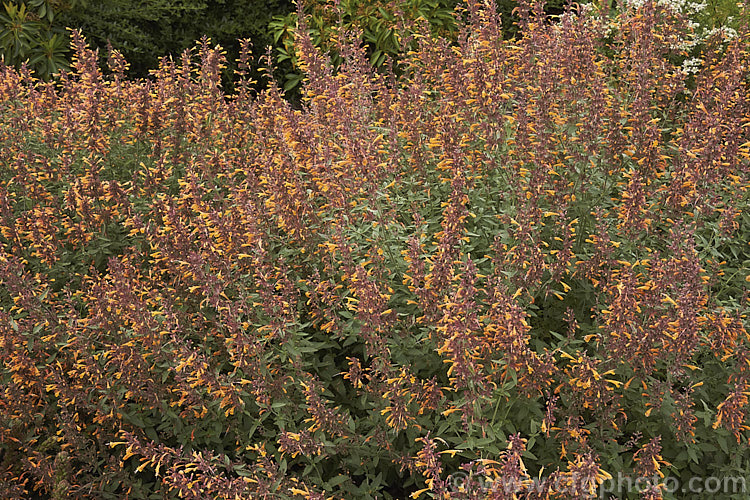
[0, 1, 748, 498]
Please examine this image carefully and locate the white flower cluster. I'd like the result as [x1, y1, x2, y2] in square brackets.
[680, 57, 703, 74]
[621, 0, 739, 72]
[576, 0, 739, 78]
[624, 0, 738, 42]
[625, 0, 706, 13]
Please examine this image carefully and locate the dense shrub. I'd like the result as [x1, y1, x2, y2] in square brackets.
[0, 0, 70, 80]
[269, 0, 462, 92]
[0, 0, 749, 498]
[51, 0, 295, 84]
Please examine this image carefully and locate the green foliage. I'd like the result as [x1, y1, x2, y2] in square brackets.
[270, 0, 462, 92]
[691, 0, 747, 32]
[0, 0, 70, 79]
[55, 0, 294, 84]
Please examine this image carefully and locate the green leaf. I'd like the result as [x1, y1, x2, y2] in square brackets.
[145, 427, 159, 442]
[327, 475, 349, 487]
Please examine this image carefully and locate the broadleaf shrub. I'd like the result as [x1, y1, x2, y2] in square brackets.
[0, 0, 70, 80]
[54, 0, 294, 86]
[269, 0, 463, 93]
[1, 1, 749, 498]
